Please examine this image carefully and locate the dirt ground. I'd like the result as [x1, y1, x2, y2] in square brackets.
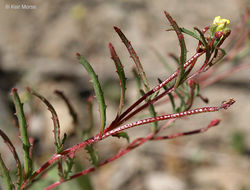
[0, 0, 250, 190]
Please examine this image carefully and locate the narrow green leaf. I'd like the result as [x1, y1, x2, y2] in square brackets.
[168, 53, 179, 65]
[0, 129, 23, 186]
[64, 156, 75, 179]
[211, 30, 230, 59]
[210, 48, 226, 66]
[159, 78, 176, 113]
[210, 25, 218, 37]
[174, 89, 187, 112]
[193, 83, 200, 97]
[86, 96, 94, 135]
[83, 96, 94, 138]
[114, 26, 150, 92]
[132, 69, 158, 130]
[27, 88, 65, 180]
[0, 154, 14, 190]
[76, 53, 106, 136]
[152, 91, 160, 100]
[85, 145, 99, 168]
[132, 68, 142, 91]
[112, 132, 130, 142]
[194, 27, 210, 61]
[206, 48, 227, 71]
[168, 92, 176, 113]
[109, 43, 127, 116]
[164, 11, 187, 88]
[27, 88, 62, 152]
[11, 88, 32, 178]
[59, 133, 67, 152]
[179, 27, 202, 42]
[178, 83, 190, 99]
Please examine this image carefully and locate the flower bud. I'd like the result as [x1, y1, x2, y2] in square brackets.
[210, 16, 230, 37]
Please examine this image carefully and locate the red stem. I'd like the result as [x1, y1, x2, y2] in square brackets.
[45, 133, 154, 190]
[22, 98, 234, 188]
[151, 119, 220, 140]
[104, 105, 219, 138]
[45, 118, 220, 190]
[105, 51, 204, 132]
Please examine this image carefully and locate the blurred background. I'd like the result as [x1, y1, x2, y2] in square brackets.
[0, 0, 250, 189]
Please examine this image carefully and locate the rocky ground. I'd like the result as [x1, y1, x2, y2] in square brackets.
[0, 0, 250, 190]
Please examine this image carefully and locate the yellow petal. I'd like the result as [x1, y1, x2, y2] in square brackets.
[212, 16, 230, 32]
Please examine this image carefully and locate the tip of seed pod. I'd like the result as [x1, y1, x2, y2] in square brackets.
[220, 98, 236, 110]
[210, 119, 220, 126]
[76, 52, 80, 58]
[113, 26, 119, 31]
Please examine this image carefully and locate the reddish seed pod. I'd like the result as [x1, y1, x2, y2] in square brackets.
[188, 80, 195, 87]
[214, 31, 224, 39]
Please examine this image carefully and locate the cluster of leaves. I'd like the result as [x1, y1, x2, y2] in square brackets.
[0, 9, 249, 190]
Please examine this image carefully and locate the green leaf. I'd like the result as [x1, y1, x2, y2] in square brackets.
[179, 27, 202, 42]
[194, 27, 210, 61]
[0, 154, 14, 190]
[210, 24, 218, 37]
[208, 48, 226, 69]
[168, 53, 179, 65]
[174, 89, 187, 112]
[112, 132, 130, 142]
[109, 43, 127, 116]
[11, 88, 32, 178]
[168, 92, 176, 113]
[164, 11, 187, 88]
[64, 156, 75, 179]
[27, 88, 62, 152]
[132, 69, 158, 131]
[132, 68, 142, 92]
[178, 83, 190, 99]
[193, 83, 200, 97]
[83, 96, 94, 137]
[77, 53, 107, 136]
[159, 78, 176, 113]
[114, 26, 150, 92]
[59, 133, 67, 152]
[85, 145, 99, 168]
[0, 129, 23, 186]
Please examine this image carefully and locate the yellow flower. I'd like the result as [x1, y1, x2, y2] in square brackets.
[213, 16, 230, 32]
